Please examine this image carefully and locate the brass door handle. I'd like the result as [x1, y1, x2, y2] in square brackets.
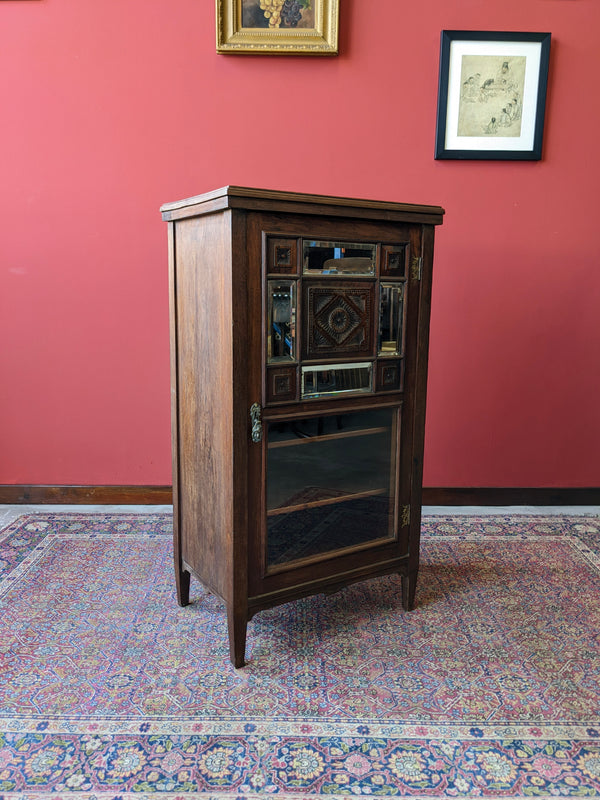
[250, 403, 262, 443]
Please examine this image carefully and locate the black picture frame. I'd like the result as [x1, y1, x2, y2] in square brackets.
[435, 30, 551, 160]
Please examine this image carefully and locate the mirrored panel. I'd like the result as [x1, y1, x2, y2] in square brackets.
[303, 240, 376, 275]
[266, 408, 399, 568]
[378, 283, 405, 356]
[268, 281, 296, 362]
[301, 362, 372, 398]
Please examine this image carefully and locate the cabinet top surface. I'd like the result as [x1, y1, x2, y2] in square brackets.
[160, 185, 445, 224]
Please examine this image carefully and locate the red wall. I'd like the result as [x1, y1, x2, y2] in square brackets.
[1, 0, 599, 488]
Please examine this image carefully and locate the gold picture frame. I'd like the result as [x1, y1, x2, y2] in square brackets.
[216, 0, 339, 55]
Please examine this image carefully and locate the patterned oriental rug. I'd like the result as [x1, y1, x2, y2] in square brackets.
[1, 513, 600, 798]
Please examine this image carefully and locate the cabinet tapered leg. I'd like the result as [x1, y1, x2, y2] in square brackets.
[173, 510, 190, 606]
[176, 566, 191, 607]
[401, 568, 418, 611]
[228, 606, 248, 669]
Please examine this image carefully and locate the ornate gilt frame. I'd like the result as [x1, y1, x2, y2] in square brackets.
[216, 0, 339, 55]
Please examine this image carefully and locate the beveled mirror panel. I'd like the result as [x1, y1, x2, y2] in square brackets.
[303, 240, 376, 276]
[378, 283, 405, 357]
[268, 281, 296, 362]
[301, 362, 372, 399]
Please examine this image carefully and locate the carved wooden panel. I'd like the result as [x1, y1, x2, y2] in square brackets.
[376, 359, 403, 392]
[266, 366, 297, 403]
[381, 244, 408, 278]
[302, 281, 375, 360]
[267, 237, 298, 274]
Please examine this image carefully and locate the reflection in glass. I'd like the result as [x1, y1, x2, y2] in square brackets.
[378, 283, 404, 356]
[301, 362, 372, 398]
[268, 281, 296, 362]
[266, 408, 399, 567]
[303, 241, 376, 275]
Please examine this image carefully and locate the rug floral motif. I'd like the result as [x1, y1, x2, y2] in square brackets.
[1, 512, 600, 797]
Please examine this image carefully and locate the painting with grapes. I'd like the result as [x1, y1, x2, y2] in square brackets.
[216, 0, 338, 54]
[242, 0, 314, 29]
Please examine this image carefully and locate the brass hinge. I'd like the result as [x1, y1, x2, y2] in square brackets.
[250, 402, 262, 443]
[411, 255, 422, 281]
[401, 504, 411, 527]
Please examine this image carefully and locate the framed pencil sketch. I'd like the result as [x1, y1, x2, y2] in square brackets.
[435, 31, 551, 160]
[216, 0, 339, 55]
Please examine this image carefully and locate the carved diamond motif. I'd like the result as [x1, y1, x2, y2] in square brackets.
[303, 283, 374, 360]
[317, 296, 361, 345]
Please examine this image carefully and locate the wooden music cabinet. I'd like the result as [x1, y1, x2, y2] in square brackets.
[161, 186, 444, 667]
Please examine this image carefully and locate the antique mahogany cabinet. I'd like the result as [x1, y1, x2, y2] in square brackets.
[161, 186, 444, 667]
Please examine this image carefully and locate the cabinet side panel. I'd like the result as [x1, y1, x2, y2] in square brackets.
[174, 212, 234, 602]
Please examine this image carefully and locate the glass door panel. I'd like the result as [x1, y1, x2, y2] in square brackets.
[266, 407, 399, 568]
